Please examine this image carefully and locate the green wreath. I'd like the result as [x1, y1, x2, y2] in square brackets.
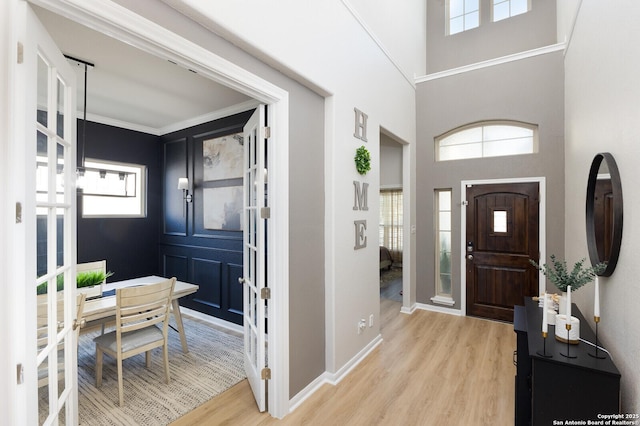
[354, 145, 371, 175]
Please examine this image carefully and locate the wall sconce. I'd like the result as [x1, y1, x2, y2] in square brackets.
[178, 177, 193, 203]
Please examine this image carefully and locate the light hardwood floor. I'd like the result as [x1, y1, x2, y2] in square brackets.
[171, 298, 516, 425]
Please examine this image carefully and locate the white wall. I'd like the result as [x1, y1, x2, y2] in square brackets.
[161, 0, 417, 374]
[564, 0, 640, 413]
[348, 0, 426, 78]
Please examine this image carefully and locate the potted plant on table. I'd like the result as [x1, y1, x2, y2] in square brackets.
[37, 270, 113, 295]
[530, 254, 604, 313]
[530, 255, 605, 343]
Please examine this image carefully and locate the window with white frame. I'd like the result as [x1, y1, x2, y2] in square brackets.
[493, 0, 529, 22]
[436, 120, 537, 162]
[379, 189, 403, 264]
[79, 159, 146, 218]
[433, 189, 454, 305]
[448, 0, 480, 35]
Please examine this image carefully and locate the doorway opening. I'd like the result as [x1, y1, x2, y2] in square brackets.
[27, 0, 290, 419]
[378, 130, 410, 315]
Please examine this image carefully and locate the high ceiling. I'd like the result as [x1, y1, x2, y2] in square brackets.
[34, 6, 255, 136]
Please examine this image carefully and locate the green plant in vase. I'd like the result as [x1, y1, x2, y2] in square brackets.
[529, 254, 605, 292]
[36, 270, 114, 294]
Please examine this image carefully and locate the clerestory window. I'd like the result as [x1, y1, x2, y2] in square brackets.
[448, 0, 480, 35]
[493, 0, 530, 22]
[435, 120, 538, 162]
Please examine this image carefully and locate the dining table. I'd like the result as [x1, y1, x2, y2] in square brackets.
[81, 275, 199, 353]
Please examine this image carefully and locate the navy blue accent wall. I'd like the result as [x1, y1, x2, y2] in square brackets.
[77, 120, 161, 281]
[160, 110, 253, 325]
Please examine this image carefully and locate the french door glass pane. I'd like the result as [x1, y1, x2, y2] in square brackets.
[56, 78, 65, 138]
[37, 55, 48, 127]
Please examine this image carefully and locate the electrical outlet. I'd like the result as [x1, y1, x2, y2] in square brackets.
[369, 314, 374, 327]
[358, 318, 366, 334]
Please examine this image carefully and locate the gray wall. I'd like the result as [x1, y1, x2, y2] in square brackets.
[380, 134, 403, 188]
[564, 1, 640, 413]
[426, 0, 557, 73]
[113, 0, 326, 397]
[416, 51, 565, 306]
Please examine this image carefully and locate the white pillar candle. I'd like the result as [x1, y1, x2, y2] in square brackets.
[566, 285, 572, 325]
[542, 293, 548, 333]
[594, 276, 600, 317]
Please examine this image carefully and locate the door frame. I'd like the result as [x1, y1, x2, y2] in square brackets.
[460, 177, 546, 316]
[20, 0, 291, 419]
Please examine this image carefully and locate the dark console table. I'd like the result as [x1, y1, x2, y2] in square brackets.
[514, 298, 621, 425]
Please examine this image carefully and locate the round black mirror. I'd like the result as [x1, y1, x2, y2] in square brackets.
[585, 152, 623, 277]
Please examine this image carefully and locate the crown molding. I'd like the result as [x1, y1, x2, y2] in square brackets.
[415, 42, 566, 84]
[80, 100, 260, 136]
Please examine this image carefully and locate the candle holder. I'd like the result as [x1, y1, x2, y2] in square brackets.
[560, 323, 577, 359]
[588, 316, 606, 359]
[536, 331, 553, 358]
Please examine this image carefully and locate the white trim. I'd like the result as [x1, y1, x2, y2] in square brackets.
[400, 304, 417, 315]
[288, 372, 329, 413]
[414, 302, 463, 317]
[180, 307, 244, 335]
[326, 334, 382, 385]
[430, 295, 456, 307]
[81, 99, 260, 136]
[159, 100, 260, 135]
[341, 0, 415, 89]
[28, 0, 291, 418]
[415, 43, 566, 83]
[460, 177, 546, 315]
[290, 334, 382, 412]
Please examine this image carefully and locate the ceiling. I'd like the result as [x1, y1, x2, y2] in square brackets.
[34, 6, 255, 136]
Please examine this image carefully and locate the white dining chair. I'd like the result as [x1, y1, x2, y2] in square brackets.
[93, 277, 176, 406]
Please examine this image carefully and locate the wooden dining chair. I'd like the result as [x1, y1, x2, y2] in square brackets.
[37, 292, 87, 388]
[93, 277, 176, 406]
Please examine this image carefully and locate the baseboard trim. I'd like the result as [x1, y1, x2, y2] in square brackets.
[289, 334, 383, 412]
[180, 306, 244, 334]
[414, 302, 463, 317]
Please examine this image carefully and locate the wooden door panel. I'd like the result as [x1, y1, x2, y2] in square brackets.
[475, 265, 528, 306]
[466, 182, 539, 322]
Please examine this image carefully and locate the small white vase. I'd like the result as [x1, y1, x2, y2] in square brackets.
[555, 314, 580, 344]
[558, 291, 567, 315]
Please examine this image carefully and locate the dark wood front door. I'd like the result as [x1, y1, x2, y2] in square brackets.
[466, 182, 539, 322]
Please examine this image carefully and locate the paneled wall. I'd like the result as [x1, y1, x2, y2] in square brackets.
[160, 110, 253, 325]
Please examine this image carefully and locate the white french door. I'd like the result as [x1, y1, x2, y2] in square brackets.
[242, 105, 269, 412]
[18, 4, 79, 424]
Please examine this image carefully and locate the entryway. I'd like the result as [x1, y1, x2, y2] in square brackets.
[464, 180, 541, 322]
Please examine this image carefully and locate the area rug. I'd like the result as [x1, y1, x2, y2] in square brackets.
[41, 316, 246, 425]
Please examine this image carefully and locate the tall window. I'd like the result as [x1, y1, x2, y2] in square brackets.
[433, 189, 454, 305]
[379, 189, 403, 263]
[80, 159, 146, 218]
[448, 0, 480, 35]
[436, 120, 537, 162]
[493, 0, 529, 22]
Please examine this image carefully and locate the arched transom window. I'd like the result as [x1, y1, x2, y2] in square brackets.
[435, 120, 538, 162]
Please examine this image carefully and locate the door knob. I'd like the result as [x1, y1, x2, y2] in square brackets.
[238, 277, 245, 284]
[467, 254, 474, 260]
